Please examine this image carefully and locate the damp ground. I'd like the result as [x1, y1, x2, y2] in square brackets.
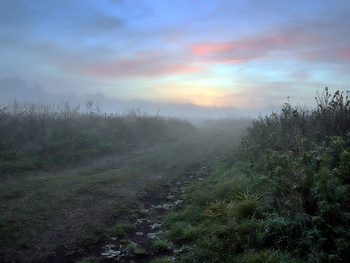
[0, 123, 247, 263]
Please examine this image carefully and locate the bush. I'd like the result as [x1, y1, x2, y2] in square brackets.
[164, 88, 350, 262]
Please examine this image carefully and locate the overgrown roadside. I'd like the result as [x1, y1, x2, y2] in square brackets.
[159, 89, 350, 263]
[0, 119, 249, 262]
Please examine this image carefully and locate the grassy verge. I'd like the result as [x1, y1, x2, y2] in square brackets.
[164, 88, 350, 262]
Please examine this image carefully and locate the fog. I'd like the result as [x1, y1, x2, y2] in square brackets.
[0, 77, 280, 120]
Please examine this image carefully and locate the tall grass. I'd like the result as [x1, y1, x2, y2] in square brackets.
[0, 100, 194, 174]
[241, 87, 350, 156]
[237, 88, 350, 261]
[165, 88, 350, 262]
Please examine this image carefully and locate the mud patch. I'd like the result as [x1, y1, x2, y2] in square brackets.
[97, 165, 209, 263]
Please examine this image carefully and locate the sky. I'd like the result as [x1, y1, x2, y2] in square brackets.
[0, 0, 349, 115]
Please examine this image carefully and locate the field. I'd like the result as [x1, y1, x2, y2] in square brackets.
[1, 88, 349, 263]
[0, 102, 249, 262]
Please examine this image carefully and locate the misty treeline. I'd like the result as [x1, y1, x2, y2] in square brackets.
[164, 88, 350, 262]
[0, 100, 194, 173]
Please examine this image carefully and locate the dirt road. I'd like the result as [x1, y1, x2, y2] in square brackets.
[0, 122, 247, 262]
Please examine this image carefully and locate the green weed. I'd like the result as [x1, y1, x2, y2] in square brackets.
[151, 257, 174, 263]
[152, 239, 170, 251]
[163, 88, 350, 262]
[111, 222, 135, 237]
[126, 242, 148, 256]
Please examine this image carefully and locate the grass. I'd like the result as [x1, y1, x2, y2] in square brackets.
[163, 88, 350, 262]
[112, 222, 135, 237]
[151, 257, 174, 263]
[0, 103, 250, 262]
[152, 239, 170, 251]
[0, 100, 195, 174]
[126, 242, 149, 256]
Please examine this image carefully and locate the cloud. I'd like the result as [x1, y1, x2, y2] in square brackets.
[75, 50, 206, 78]
[339, 50, 350, 59]
[81, 60, 203, 78]
[0, 0, 126, 45]
[108, 0, 154, 18]
[45, 20, 350, 80]
[0, 0, 349, 111]
[192, 29, 314, 64]
[193, 44, 234, 55]
[192, 22, 350, 66]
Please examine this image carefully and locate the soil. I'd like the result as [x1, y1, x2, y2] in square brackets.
[39, 161, 209, 263]
[92, 165, 207, 263]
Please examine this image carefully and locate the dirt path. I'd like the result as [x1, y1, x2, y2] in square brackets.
[0, 124, 246, 263]
[94, 163, 210, 263]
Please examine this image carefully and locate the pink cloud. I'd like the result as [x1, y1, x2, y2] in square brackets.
[297, 46, 350, 64]
[191, 28, 328, 64]
[199, 59, 250, 64]
[273, 37, 287, 43]
[192, 26, 350, 68]
[193, 43, 235, 55]
[192, 34, 293, 63]
[205, 59, 250, 64]
[78, 55, 204, 78]
[339, 48, 350, 59]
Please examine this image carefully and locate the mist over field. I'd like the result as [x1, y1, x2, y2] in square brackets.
[0, 77, 287, 120]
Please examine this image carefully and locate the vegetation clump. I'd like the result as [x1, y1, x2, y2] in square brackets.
[0, 100, 194, 174]
[165, 88, 350, 262]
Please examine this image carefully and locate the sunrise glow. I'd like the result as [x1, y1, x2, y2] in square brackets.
[1, 0, 349, 112]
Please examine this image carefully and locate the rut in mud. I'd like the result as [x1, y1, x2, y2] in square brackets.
[96, 164, 210, 263]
